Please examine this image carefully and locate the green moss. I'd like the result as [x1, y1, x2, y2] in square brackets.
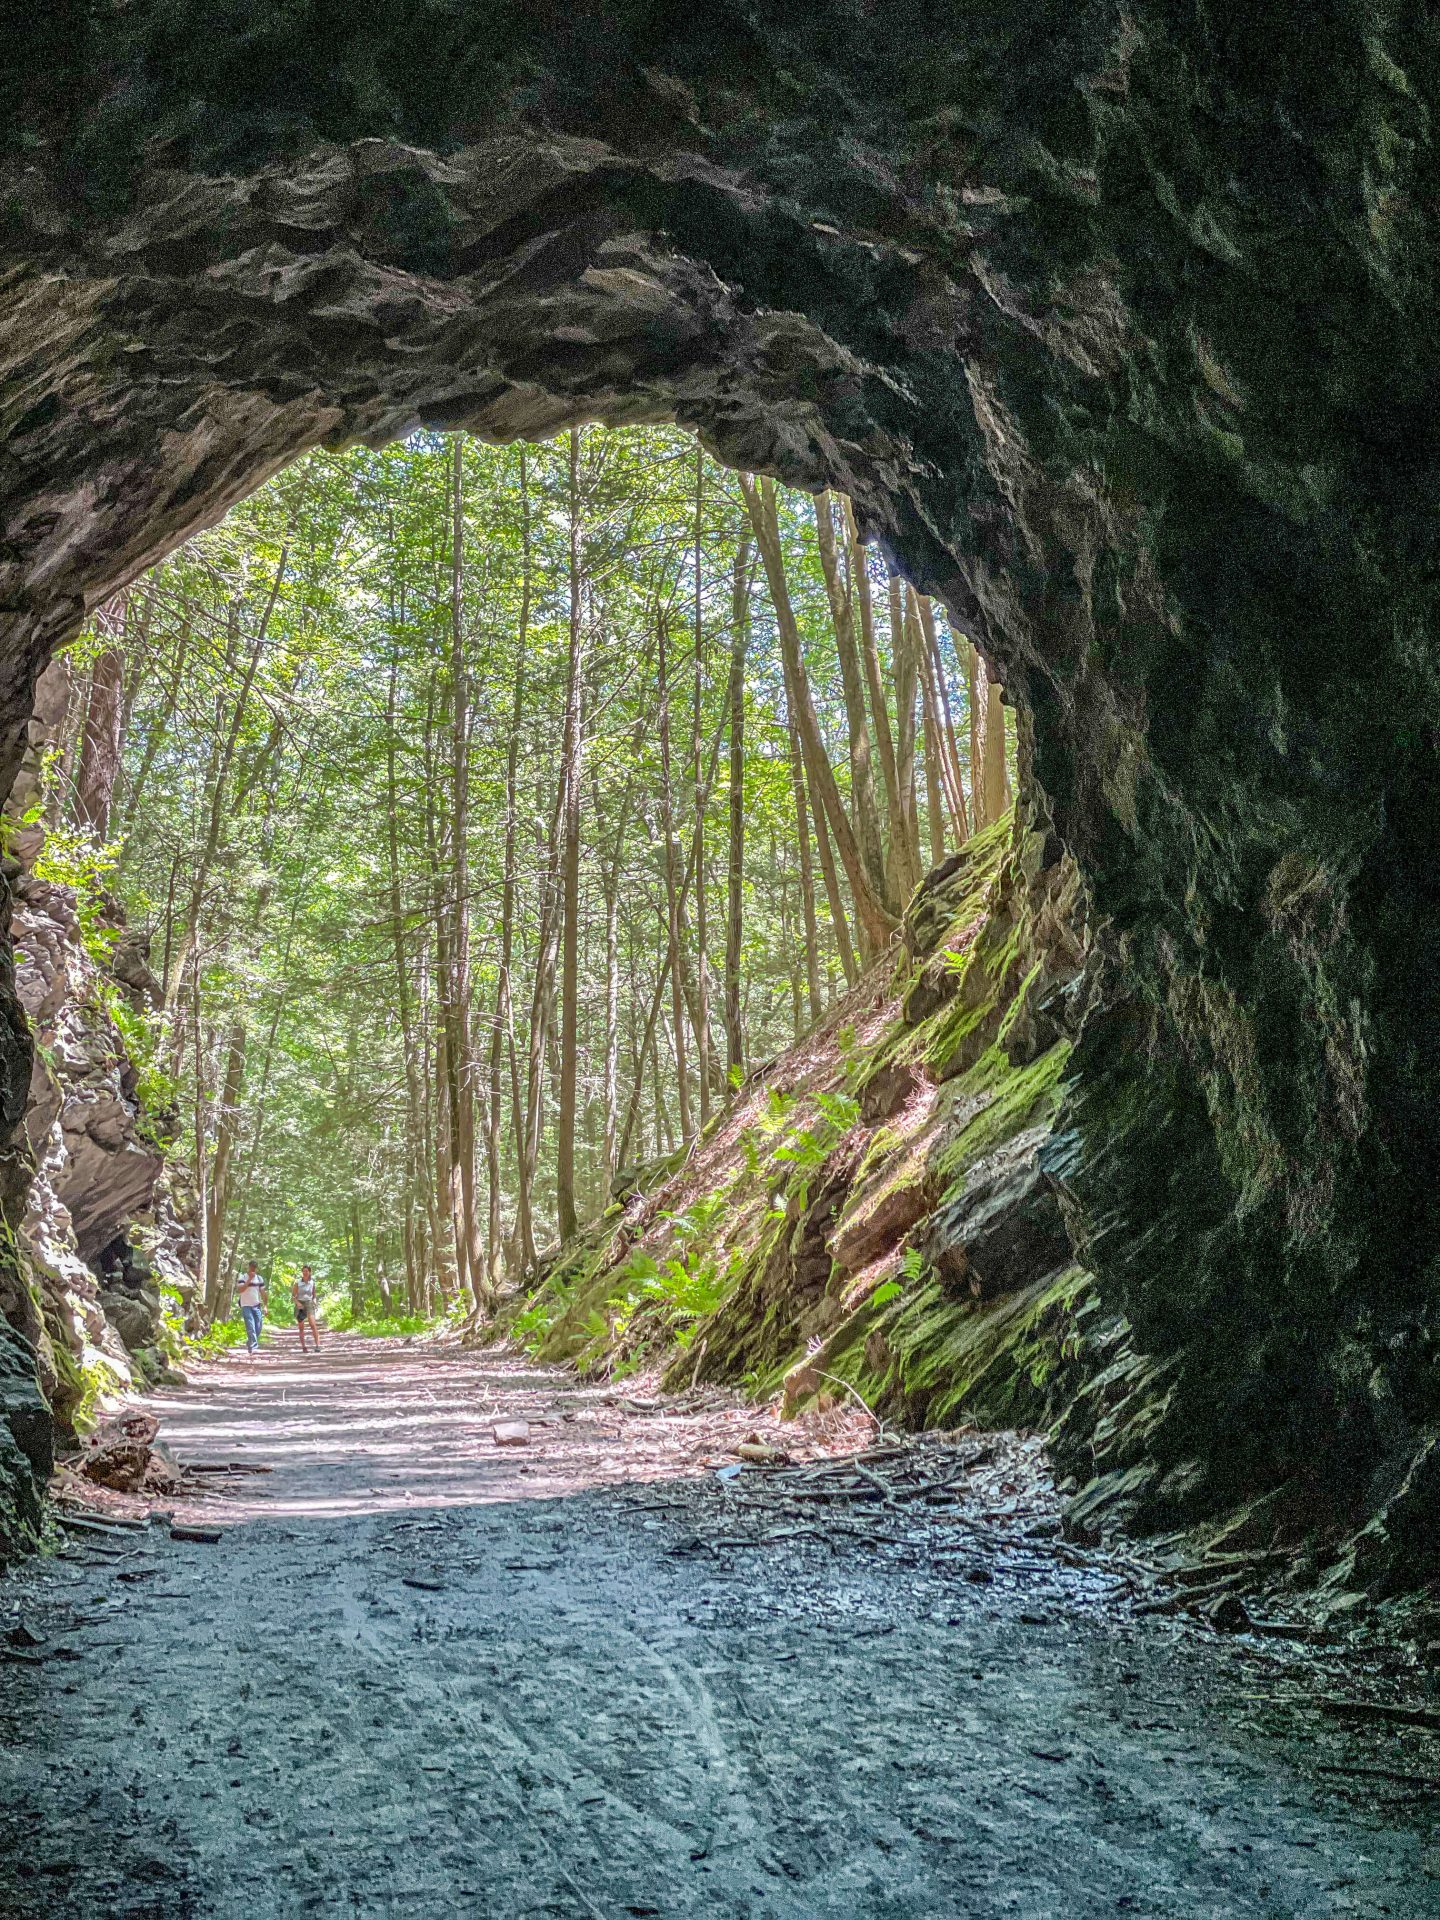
[806, 1264, 1095, 1433]
[996, 959, 1046, 1052]
[48, 1341, 126, 1438]
[933, 1040, 1072, 1196]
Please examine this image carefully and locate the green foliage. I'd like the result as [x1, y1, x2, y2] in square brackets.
[771, 1090, 859, 1174]
[93, 418, 982, 1324]
[104, 989, 177, 1142]
[325, 1307, 433, 1339]
[33, 820, 120, 969]
[187, 1318, 246, 1355]
[593, 1195, 737, 1356]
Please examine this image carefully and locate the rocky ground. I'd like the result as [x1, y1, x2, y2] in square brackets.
[0, 1335, 1436, 1918]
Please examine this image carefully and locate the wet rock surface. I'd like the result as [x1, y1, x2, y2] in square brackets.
[0, 1338, 1436, 1918]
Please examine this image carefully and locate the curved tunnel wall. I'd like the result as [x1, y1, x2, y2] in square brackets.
[2, 2, 1438, 1575]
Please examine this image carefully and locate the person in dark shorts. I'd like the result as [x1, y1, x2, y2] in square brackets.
[292, 1265, 321, 1352]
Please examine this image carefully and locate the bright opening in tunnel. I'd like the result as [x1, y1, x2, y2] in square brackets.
[13, 421, 1015, 1371]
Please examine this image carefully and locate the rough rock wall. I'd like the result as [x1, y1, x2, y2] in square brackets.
[2, 6, 1439, 1581]
[0, 665, 195, 1551]
[12, 869, 185, 1413]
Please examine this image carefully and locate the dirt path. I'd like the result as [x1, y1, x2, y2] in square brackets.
[0, 1336, 1437, 1918]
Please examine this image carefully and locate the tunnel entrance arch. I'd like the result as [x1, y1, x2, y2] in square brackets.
[5, 6, 1440, 1587]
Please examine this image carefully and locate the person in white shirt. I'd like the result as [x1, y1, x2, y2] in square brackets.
[237, 1263, 267, 1353]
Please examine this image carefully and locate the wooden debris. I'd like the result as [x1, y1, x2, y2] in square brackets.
[81, 1411, 159, 1492]
[183, 1461, 274, 1477]
[169, 1525, 224, 1545]
[1317, 1697, 1440, 1733]
[56, 1511, 144, 1539]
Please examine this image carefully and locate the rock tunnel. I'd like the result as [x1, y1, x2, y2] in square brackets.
[2, 2, 1438, 1588]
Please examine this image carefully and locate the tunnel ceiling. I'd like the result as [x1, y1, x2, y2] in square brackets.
[4, 2, 1440, 1579]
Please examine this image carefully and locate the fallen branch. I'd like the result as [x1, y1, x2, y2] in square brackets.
[1317, 1697, 1440, 1733]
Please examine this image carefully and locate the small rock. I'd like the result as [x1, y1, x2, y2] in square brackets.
[493, 1421, 530, 1447]
[81, 1411, 160, 1492]
[1203, 1592, 1251, 1634]
[5, 1622, 42, 1648]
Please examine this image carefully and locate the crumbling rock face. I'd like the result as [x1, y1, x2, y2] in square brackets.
[3, 6, 1439, 1580]
[15, 873, 165, 1256]
[0, 677, 188, 1543]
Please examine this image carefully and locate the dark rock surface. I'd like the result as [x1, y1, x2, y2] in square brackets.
[918, 1126, 1072, 1304]
[0, 660, 192, 1545]
[2, 8, 1438, 1580]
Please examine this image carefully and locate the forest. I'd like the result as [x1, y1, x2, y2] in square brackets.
[35, 426, 1010, 1332]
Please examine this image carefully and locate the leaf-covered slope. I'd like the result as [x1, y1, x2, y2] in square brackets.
[513, 812, 1101, 1448]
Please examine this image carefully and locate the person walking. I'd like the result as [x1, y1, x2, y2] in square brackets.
[292, 1265, 322, 1353]
[237, 1262, 267, 1354]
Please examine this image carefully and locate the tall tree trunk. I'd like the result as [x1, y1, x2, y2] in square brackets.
[440, 438, 482, 1310]
[966, 641, 985, 828]
[348, 1193, 365, 1322]
[814, 492, 890, 912]
[983, 661, 1010, 824]
[656, 605, 694, 1145]
[889, 574, 922, 880]
[788, 718, 823, 1023]
[843, 500, 913, 900]
[201, 1018, 246, 1318]
[920, 673, 947, 867]
[740, 474, 898, 957]
[163, 545, 287, 1012]
[118, 592, 187, 853]
[690, 445, 713, 1129]
[915, 592, 970, 839]
[384, 643, 431, 1316]
[601, 865, 620, 1186]
[723, 538, 751, 1083]
[518, 796, 562, 1273]
[488, 448, 532, 1283]
[809, 776, 859, 988]
[74, 598, 127, 838]
[555, 428, 590, 1243]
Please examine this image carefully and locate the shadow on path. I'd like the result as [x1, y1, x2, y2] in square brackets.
[0, 1338, 1436, 1917]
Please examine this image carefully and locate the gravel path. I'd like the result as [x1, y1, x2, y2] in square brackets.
[0, 1336, 1436, 1918]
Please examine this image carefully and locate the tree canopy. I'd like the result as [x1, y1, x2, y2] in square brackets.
[42, 426, 1009, 1324]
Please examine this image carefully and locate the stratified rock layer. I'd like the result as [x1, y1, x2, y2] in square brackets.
[2, 7, 1439, 1580]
